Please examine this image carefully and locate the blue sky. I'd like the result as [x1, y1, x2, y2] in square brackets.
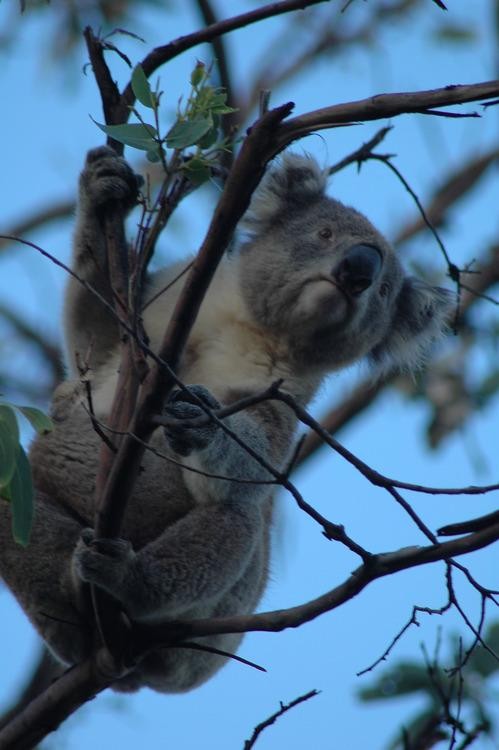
[0, 1, 498, 748]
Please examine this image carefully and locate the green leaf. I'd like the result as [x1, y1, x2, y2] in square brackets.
[0, 404, 19, 486]
[211, 104, 237, 115]
[146, 148, 161, 163]
[209, 93, 237, 115]
[14, 406, 53, 435]
[358, 662, 436, 701]
[190, 61, 206, 88]
[131, 64, 156, 109]
[93, 120, 159, 152]
[182, 157, 211, 186]
[8, 445, 34, 546]
[166, 116, 212, 149]
[197, 124, 219, 150]
[467, 622, 499, 678]
[433, 24, 477, 43]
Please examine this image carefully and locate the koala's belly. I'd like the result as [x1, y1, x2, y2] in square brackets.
[30, 408, 195, 549]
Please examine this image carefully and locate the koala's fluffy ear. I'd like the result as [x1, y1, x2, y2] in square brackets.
[242, 153, 327, 234]
[370, 278, 455, 372]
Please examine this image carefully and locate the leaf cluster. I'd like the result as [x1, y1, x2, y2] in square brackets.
[96, 61, 236, 184]
[0, 402, 52, 546]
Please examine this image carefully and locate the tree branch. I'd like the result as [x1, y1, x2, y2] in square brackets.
[243, 689, 320, 749]
[277, 80, 499, 145]
[116, 0, 332, 122]
[0, 199, 74, 254]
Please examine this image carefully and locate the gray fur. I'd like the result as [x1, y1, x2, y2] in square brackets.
[0, 148, 453, 693]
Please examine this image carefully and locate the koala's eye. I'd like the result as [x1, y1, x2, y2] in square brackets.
[318, 227, 332, 239]
[379, 281, 391, 298]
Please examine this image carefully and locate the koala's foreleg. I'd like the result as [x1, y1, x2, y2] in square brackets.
[163, 385, 283, 506]
[64, 147, 142, 375]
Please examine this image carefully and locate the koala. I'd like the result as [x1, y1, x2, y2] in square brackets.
[0, 147, 452, 693]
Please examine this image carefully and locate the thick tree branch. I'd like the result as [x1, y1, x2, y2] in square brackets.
[83, 27, 146, 664]
[0, 648, 120, 750]
[277, 81, 499, 145]
[0, 648, 62, 733]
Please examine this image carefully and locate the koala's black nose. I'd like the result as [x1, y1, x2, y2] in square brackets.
[333, 244, 382, 296]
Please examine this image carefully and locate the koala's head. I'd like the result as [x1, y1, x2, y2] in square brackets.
[238, 153, 454, 374]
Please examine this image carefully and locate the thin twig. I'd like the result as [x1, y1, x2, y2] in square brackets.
[243, 690, 320, 750]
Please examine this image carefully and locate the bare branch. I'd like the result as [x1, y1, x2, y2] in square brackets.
[0, 648, 122, 750]
[439, 509, 499, 537]
[277, 80, 499, 145]
[0, 199, 74, 253]
[243, 689, 320, 749]
[328, 125, 393, 175]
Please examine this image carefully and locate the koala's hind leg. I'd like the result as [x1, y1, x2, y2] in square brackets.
[0, 492, 92, 666]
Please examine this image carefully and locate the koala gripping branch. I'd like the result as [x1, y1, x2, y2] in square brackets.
[94, 102, 294, 540]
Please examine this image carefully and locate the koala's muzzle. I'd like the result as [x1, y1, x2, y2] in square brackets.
[333, 244, 382, 296]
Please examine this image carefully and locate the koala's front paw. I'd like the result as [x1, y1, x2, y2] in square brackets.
[163, 384, 220, 456]
[80, 146, 143, 214]
[73, 528, 136, 602]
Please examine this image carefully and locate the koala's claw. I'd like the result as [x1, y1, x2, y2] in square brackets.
[163, 384, 221, 456]
[73, 528, 135, 597]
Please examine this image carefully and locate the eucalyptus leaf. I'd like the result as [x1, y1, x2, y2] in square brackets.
[166, 116, 212, 149]
[8, 445, 34, 546]
[0, 404, 19, 486]
[358, 662, 436, 701]
[190, 62, 206, 88]
[183, 157, 211, 186]
[467, 622, 499, 677]
[15, 405, 53, 435]
[433, 24, 476, 43]
[146, 148, 161, 163]
[198, 124, 218, 150]
[131, 64, 156, 109]
[209, 93, 237, 114]
[93, 120, 159, 151]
